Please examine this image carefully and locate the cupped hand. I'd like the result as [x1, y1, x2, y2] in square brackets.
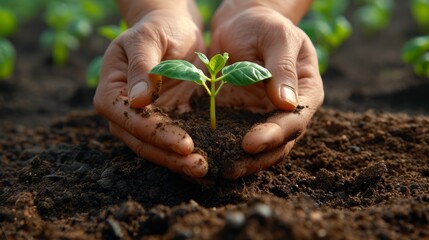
[209, 5, 324, 179]
[94, 9, 208, 178]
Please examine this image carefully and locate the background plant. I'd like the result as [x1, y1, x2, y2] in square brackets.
[299, 0, 352, 74]
[0, 0, 41, 80]
[401, 0, 429, 78]
[86, 20, 128, 88]
[40, 0, 117, 66]
[353, 0, 394, 35]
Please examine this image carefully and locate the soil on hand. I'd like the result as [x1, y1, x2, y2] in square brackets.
[1, 1, 429, 239]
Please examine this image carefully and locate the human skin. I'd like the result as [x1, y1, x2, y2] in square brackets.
[209, 0, 324, 179]
[93, 0, 324, 180]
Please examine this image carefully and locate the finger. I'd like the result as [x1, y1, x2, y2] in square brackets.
[242, 112, 306, 154]
[94, 39, 194, 156]
[109, 122, 208, 178]
[111, 98, 195, 155]
[122, 26, 164, 108]
[263, 22, 303, 111]
[243, 33, 323, 154]
[224, 141, 295, 180]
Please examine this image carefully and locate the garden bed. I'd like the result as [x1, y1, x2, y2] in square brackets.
[1, 1, 429, 239]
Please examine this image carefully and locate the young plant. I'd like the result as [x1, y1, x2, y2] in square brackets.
[86, 20, 128, 88]
[411, 0, 429, 32]
[0, 38, 16, 80]
[354, 0, 394, 35]
[149, 52, 272, 130]
[402, 35, 429, 78]
[299, 0, 352, 74]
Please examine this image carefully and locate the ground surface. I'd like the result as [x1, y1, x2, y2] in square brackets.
[1, 1, 429, 239]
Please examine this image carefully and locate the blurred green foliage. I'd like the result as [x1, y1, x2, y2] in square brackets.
[0, 7, 17, 37]
[402, 1, 429, 78]
[354, 0, 394, 35]
[0, 38, 15, 80]
[86, 20, 128, 88]
[411, 0, 429, 32]
[402, 35, 429, 78]
[40, 0, 118, 66]
[300, 0, 352, 74]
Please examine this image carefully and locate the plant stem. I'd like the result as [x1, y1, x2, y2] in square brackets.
[210, 74, 216, 131]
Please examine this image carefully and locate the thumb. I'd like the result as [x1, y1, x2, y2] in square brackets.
[263, 32, 301, 111]
[123, 28, 164, 108]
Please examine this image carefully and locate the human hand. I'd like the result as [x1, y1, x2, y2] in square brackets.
[94, 2, 208, 178]
[209, 1, 324, 179]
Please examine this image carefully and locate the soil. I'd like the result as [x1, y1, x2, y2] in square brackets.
[1, 1, 429, 239]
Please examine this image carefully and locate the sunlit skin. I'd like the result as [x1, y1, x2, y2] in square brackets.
[94, 0, 324, 180]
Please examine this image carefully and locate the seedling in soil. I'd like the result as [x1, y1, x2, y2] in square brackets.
[402, 35, 429, 78]
[0, 38, 16, 80]
[299, 0, 351, 74]
[411, 0, 429, 32]
[149, 52, 272, 130]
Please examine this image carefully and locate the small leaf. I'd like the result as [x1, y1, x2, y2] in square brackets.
[208, 53, 228, 75]
[413, 52, 429, 77]
[402, 35, 429, 63]
[0, 38, 15, 79]
[98, 25, 122, 41]
[195, 52, 209, 65]
[86, 55, 103, 88]
[149, 60, 206, 84]
[222, 61, 271, 86]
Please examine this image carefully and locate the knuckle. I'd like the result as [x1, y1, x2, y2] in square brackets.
[127, 52, 150, 75]
[122, 117, 136, 135]
[273, 56, 298, 80]
[133, 142, 148, 159]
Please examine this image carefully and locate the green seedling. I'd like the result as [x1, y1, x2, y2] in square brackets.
[85, 20, 128, 88]
[41, 0, 118, 66]
[411, 0, 429, 32]
[402, 35, 429, 78]
[0, 8, 17, 37]
[86, 55, 103, 88]
[0, 38, 16, 80]
[354, 0, 394, 35]
[149, 52, 272, 130]
[300, 0, 351, 74]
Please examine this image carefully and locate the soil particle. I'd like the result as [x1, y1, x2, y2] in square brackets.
[1, 108, 428, 239]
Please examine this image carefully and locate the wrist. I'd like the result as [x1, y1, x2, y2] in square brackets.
[214, 0, 312, 25]
[116, 0, 202, 28]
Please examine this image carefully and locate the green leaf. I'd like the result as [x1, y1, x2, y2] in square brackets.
[98, 25, 123, 41]
[315, 45, 329, 75]
[149, 60, 206, 85]
[402, 35, 429, 63]
[208, 53, 228, 76]
[411, 0, 429, 31]
[69, 18, 92, 39]
[195, 52, 209, 65]
[86, 55, 103, 88]
[0, 8, 17, 37]
[413, 52, 429, 78]
[0, 38, 15, 80]
[221, 61, 271, 86]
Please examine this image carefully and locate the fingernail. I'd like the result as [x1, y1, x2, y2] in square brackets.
[129, 81, 148, 101]
[280, 84, 298, 107]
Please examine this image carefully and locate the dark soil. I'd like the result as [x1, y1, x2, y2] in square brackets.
[1, 1, 429, 239]
[169, 96, 268, 179]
